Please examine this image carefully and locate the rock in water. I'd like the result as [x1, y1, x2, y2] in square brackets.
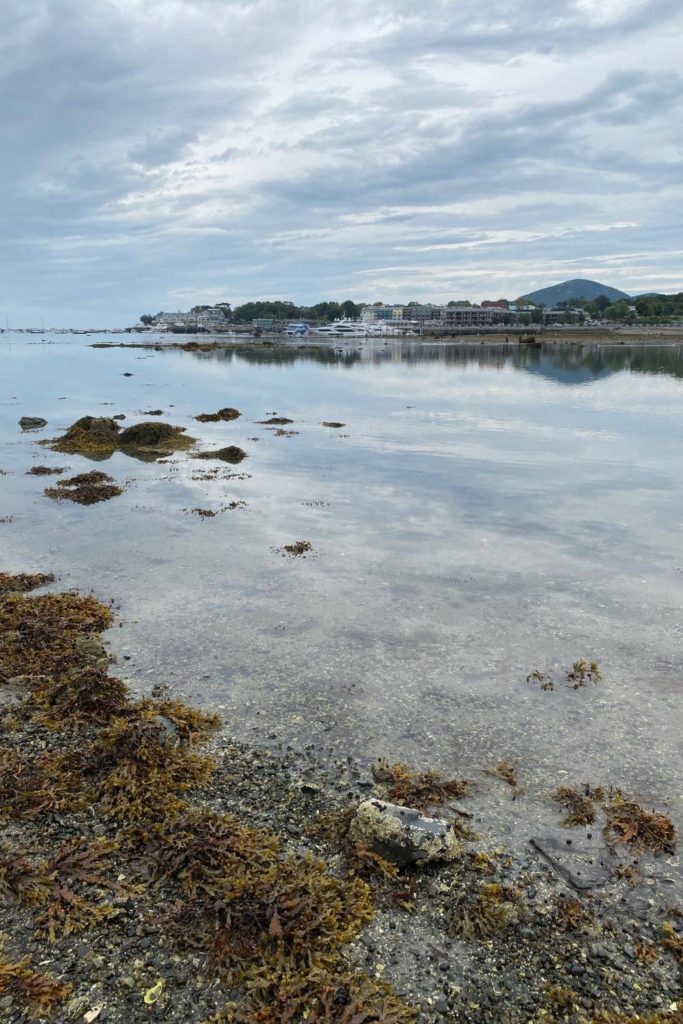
[349, 799, 462, 867]
[118, 421, 190, 449]
[19, 416, 47, 430]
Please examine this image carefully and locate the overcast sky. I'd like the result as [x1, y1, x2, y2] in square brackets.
[2, 0, 682, 326]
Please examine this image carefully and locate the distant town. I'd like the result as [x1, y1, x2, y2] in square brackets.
[136, 282, 683, 336]
[3, 279, 683, 335]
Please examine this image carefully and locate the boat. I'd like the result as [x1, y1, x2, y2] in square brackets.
[285, 322, 309, 336]
[311, 319, 373, 337]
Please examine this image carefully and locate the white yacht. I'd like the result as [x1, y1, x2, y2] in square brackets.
[285, 322, 308, 336]
[311, 319, 374, 337]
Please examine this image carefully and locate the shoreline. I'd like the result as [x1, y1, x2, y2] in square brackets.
[87, 329, 683, 353]
[0, 574, 680, 1023]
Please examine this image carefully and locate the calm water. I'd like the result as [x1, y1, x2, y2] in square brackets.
[1, 335, 682, 844]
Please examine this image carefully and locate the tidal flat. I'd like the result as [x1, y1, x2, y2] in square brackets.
[0, 334, 681, 1023]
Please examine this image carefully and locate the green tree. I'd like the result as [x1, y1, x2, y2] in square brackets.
[140, 314, 155, 325]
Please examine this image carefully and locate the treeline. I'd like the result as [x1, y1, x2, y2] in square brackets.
[555, 292, 683, 323]
[140, 300, 362, 325]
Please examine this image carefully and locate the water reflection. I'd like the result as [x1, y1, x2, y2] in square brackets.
[165, 340, 683, 383]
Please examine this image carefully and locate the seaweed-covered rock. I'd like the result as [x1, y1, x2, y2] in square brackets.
[118, 421, 192, 451]
[194, 407, 240, 423]
[194, 446, 247, 464]
[46, 417, 121, 455]
[348, 799, 462, 868]
[19, 417, 47, 430]
[43, 417, 195, 458]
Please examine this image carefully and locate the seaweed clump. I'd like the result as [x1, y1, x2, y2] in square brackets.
[156, 810, 382, 1021]
[566, 659, 602, 689]
[44, 470, 123, 505]
[0, 590, 113, 681]
[484, 760, 519, 788]
[0, 952, 72, 1019]
[0, 838, 121, 942]
[283, 540, 312, 557]
[195, 407, 241, 422]
[554, 896, 594, 932]
[0, 572, 55, 595]
[32, 665, 129, 724]
[603, 795, 676, 854]
[0, 748, 86, 821]
[26, 465, 68, 476]
[206, 971, 417, 1024]
[322, 421, 345, 428]
[79, 704, 218, 822]
[449, 882, 522, 940]
[257, 416, 293, 425]
[372, 759, 471, 811]
[552, 785, 603, 826]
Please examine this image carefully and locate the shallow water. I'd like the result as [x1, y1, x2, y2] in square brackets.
[1, 334, 682, 844]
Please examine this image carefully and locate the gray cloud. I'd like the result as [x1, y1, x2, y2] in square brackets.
[1, 0, 682, 325]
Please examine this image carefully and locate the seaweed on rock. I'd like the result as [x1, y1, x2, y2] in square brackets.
[43, 416, 195, 457]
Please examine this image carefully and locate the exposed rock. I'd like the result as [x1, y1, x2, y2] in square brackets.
[195, 407, 241, 422]
[19, 416, 47, 430]
[257, 416, 293, 425]
[43, 416, 195, 458]
[530, 835, 616, 890]
[118, 421, 191, 450]
[348, 799, 462, 867]
[194, 446, 247, 464]
[322, 421, 345, 428]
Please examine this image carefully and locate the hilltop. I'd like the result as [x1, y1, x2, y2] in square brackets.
[526, 279, 629, 306]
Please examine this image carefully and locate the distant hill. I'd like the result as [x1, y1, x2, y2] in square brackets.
[525, 279, 629, 306]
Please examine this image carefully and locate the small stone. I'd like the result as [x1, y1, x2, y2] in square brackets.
[19, 416, 47, 430]
[120, 976, 135, 990]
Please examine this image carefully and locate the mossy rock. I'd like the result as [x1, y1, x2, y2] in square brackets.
[118, 421, 194, 451]
[43, 417, 195, 459]
[194, 446, 247, 464]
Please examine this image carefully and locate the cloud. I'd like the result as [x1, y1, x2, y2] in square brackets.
[1, 0, 682, 324]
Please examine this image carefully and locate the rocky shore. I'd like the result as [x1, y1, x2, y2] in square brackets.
[0, 573, 680, 1024]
